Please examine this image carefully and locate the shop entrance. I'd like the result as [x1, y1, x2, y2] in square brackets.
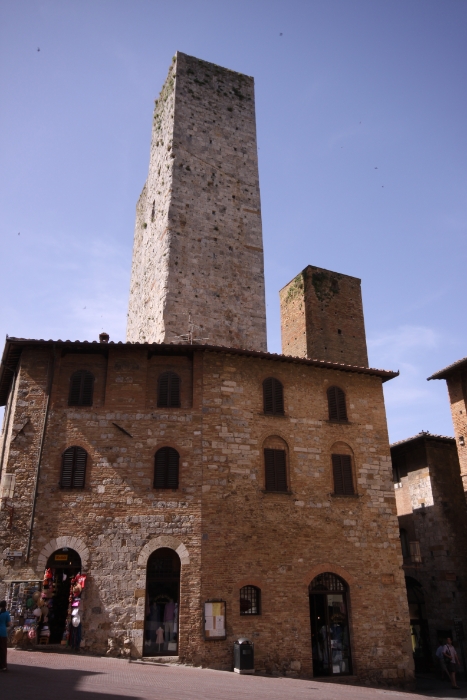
[144, 548, 180, 656]
[45, 548, 81, 644]
[406, 576, 432, 672]
[309, 572, 352, 676]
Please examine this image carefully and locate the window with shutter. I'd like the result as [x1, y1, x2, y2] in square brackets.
[154, 447, 179, 489]
[61, 446, 87, 489]
[327, 386, 347, 421]
[158, 372, 181, 408]
[263, 377, 284, 415]
[264, 448, 287, 491]
[332, 454, 354, 495]
[68, 370, 94, 407]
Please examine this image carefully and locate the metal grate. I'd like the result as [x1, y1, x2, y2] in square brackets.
[240, 585, 260, 615]
[309, 572, 346, 593]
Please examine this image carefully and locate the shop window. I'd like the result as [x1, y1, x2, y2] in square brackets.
[157, 371, 181, 408]
[327, 386, 347, 421]
[61, 446, 87, 489]
[263, 377, 284, 415]
[332, 454, 354, 495]
[309, 572, 352, 676]
[68, 370, 94, 406]
[154, 447, 179, 489]
[240, 585, 261, 615]
[264, 448, 287, 491]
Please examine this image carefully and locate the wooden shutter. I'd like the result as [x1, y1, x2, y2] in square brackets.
[81, 372, 94, 406]
[61, 446, 87, 489]
[264, 448, 287, 491]
[61, 449, 75, 488]
[263, 379, 274, 414]
[68, 373, 82, 405]
[263, 378, 284, 415]
[328, 386, 347, 421]
[154, 447, 179, 489]
[332, 454, 354, 495]
[158, 373, 169, 407]
[168, 373, 181, 407]
[72, 448, 87, 488]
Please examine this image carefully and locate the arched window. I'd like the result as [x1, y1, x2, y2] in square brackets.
[332, 453, 354, 495]
[154, 447, 179, 489]
[68, 370, 94, 406]
[158, 372, 181, 408]
[327, 386, 347, 421]
[263, 377, 284, 415]
[61, 446, 87, 489]
[264, 447, 287, 491]
[240, 585, 261, 615]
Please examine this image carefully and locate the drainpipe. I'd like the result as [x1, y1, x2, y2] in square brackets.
[26, 346, 55, 562]
[0, 368, 17, 483]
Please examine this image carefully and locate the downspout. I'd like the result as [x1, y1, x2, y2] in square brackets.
[0, 368, 17, 483]
[26, 345, 56, 562]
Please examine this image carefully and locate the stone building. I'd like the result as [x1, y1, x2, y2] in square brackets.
[391, 432, 467, 670]
[428, 358, 467, 496]
[0, 52, 414, 684]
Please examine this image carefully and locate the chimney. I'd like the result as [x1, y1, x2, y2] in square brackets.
[99, 332, 110, 344]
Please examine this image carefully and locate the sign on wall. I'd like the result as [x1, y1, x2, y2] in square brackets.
[204, 600, 226, 640]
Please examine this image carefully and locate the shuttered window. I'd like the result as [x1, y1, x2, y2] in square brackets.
[332, 454, 354, 495]
[264, 448, 287, 491]
[263, 377, 284, 415]
[327, 386, 347, 421]
[68, 370, 94, 406]
[154, 447, 179, 489]
[61, 446, 87, 489]
[157, 372, 181, 408]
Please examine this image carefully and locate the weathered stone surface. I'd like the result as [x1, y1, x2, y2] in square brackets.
[126, 52, 267, 352]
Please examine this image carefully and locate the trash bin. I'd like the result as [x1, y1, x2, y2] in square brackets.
[233, 638, 254, 674]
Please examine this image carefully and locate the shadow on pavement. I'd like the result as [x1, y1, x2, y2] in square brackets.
[415, 673, 467, 699]
[1, 661, 145, 700]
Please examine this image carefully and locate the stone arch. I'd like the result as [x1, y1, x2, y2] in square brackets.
[137, 535, 190, 567]
[303, 562, 356, 587]
[37, 536, 90, 571]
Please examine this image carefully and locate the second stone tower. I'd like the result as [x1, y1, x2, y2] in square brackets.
[127, 52, 267, 351]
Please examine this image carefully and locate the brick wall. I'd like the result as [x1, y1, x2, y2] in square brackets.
[280, 266, 368, 367]
[0, 342, 413, 684]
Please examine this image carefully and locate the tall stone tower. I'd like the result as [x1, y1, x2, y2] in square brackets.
[279, 265, 369, 367]
[126, 52, 267, 351]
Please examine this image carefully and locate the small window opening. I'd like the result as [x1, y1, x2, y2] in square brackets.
[240, 586, 261, 615]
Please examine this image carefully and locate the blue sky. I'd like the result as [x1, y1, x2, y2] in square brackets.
[1, 0, 466, 442]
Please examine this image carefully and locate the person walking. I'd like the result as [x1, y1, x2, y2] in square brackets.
[443, 637, 461, 689]
[0, 600, 11, 671]
[436, 641, 451, 681]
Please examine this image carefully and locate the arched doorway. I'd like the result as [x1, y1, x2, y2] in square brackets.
[144, 548, 180, 656]
[309, 572, 352, 676]
[406, 576, 431, 671]
[45, 548, 81, 643]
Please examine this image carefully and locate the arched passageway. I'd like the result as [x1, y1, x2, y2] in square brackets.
[309, 572, 352, 676]
[144, 548, 180, 656]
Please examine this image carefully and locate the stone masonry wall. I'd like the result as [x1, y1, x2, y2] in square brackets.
[446, 372, 467, 496]
[392, 436, 467, 657]
[280, 266, 369, 367]
[126, 52, 267, 352]
[0, 343, 413, 684]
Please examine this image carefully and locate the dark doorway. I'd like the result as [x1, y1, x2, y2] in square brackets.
[144, 548, 180, 656]
[309, 572, 352, 676]
[45, 548, 82, 644]
[406, 576, 432, 671]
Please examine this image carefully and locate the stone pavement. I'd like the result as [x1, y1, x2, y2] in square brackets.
[2, 650, 467, 700]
